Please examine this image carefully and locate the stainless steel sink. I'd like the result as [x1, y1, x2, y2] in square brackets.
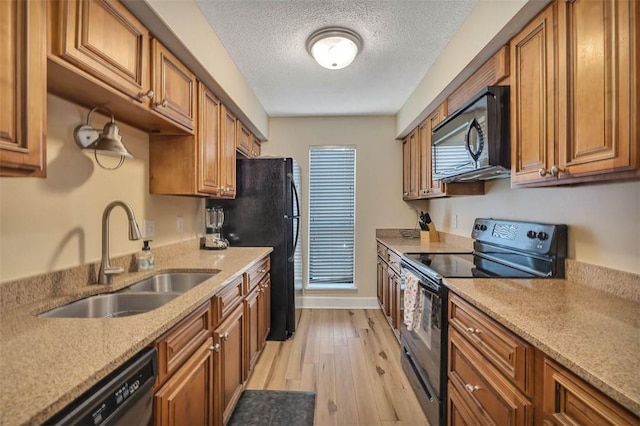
[39, 293, 180, 318]
[120, 272, 219, 293]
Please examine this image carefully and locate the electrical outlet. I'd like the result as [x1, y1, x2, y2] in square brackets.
[451, 214, 458, 229]
[177, 216, 184, 233]
[144, 220, 155, 238]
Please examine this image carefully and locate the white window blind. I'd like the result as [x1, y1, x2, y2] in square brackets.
[308, 146, 356, 288]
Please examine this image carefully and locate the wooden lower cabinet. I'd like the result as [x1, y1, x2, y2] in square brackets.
[448, 292, 640, 426]
[214, 304, 244, 425]
[542, 358, 638, 426]
[448, 328, 534, 425]
[258, 276, 271, 344]
[244, 284, 260, 377]
[154, 337, 215, 426]
[376, 241, 402, 339]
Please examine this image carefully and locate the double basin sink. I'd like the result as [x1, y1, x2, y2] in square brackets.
[39, 272, 219, 319]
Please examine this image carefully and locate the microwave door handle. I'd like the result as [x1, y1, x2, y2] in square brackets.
[464, 118, 484, 163]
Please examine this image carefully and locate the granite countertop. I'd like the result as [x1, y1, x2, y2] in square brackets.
[0, 246, 272, 426]
[377, 235, 640, 417]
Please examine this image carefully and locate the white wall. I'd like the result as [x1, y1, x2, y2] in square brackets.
[412, 179, 640, 274]
[0, 95, 204, 283]
[264, 117, 415, 298]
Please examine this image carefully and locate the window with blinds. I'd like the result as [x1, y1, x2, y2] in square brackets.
[308, 146, 356, 288]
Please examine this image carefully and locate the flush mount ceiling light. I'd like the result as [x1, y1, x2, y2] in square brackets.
[306, 27, 362, 70]
[74, 106, 133, 170]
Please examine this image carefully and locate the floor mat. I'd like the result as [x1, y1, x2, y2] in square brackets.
[228, 390, 316, 426]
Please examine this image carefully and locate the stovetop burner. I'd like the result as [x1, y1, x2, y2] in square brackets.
[402, 218, 568, 282]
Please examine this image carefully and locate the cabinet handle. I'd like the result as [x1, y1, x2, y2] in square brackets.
[222, 332, 230, 341]
[464, 384, 480, 393]
[538, 165, 565, 177]
[210, 343, 221, 352]
[466, 327, 480, 334]
[136, 89, 154, 102]
[258, 269, 267, 274]
[157, 99, 168, 108]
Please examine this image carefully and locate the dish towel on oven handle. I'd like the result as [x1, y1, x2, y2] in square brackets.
[403, 271, 423, 331]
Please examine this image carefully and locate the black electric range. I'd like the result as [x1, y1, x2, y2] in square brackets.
[398, 218, 567, 426]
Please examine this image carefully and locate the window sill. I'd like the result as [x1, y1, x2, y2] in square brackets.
[306, 283, 357, 291]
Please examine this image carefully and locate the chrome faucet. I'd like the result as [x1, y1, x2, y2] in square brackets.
[98, 201, 142, 284]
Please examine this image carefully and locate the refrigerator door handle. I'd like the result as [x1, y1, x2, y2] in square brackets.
[287, 172, 301, 262]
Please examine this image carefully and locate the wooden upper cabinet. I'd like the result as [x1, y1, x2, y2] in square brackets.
[197, 83, 222, 195]
[556, 0, 638, 179]
[251, 136, 261, 158]
[0, 0, 47, 177]
[426, 103, 448, 197]
[512, 0, 639, 186]
[510, 4, 557, 185]
[219, 105, 237, 198]
[236, 121, 252, 158]
[52, 0, 150, 103]
[402, 128, 419, 200]
[151, 39, 196, 132]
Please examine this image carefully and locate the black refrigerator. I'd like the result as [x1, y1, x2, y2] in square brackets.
[209, 157, 302, 340]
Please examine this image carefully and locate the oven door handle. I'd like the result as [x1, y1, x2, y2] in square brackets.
[403, 346, 438, 402]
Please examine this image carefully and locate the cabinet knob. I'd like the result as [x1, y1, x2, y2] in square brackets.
[222, 332, 230, 341]
[466, 327, 480, 334]
[539, 165, 565, 177]
[464, 384, 480, 393]
[210, 343, 221, 352]
[157, 99, 168, 108]
[137, 89, 154, 102]
[258, 269, 267, 274]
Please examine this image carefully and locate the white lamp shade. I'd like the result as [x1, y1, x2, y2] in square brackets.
[307, 28, 362, 70]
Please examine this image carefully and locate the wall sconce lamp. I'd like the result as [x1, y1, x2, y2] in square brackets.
[74, 106, 133, 170]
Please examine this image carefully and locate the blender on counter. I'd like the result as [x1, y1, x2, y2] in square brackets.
[201, 206, 229, 250]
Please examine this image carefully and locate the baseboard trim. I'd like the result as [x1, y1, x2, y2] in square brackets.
[301, 296, 380, 309]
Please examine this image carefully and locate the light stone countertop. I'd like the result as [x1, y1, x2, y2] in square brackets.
[377, 235, 640, 417]
[0, 246, 272, 426]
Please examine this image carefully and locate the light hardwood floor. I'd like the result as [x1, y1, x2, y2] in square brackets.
[245, 309, 430, 426]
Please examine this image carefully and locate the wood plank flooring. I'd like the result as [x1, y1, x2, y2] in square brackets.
[245, 309, 429, 426]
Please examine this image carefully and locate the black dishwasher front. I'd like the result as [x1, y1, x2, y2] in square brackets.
[45, 347, 157, 426]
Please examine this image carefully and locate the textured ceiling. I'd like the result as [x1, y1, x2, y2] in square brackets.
[195, 0, 478, 117]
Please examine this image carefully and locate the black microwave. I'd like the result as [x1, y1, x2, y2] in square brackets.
[431, 86, 510, 183]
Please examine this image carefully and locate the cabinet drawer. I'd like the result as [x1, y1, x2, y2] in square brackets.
[388, 250, 401, 274]
[449, 328, 533, 426]
[245, 256, 270, 293]
[376, 242, 389, 262]
[542, 358, 638, 426]
[212, 274, 244, 325]
[155, 302, 211, 386]
[449, 293, 534, 395]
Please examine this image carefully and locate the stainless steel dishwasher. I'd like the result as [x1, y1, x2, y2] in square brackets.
[45, 347, 157, 425]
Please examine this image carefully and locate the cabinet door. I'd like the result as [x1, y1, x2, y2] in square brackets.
[418, 119, 430, 197]
[542, 358, 638, 426]
[0, 0, 46, 177]
[219, 105, 237, 198]
[391, 269, 402, 334]
[53, 0, 150, 102]
[214, 304, 244, 425]
[236, 121, 252, 157]
[427, 104, 447, 196]
[557, 0, 638, 178]
[154, 337, 215, 426]
[403, 128, 419, 199]
[259, 275, 271, 344]
[251, 137, 261, 158]
[510, 5, 557, 185]
[244, 285, 260, 379]
[197, 83, 222, 195]
[380, 261, 389, 316]
[402, 137, 411, 198]
[376, 257, 385, 307]
[151, 39, 196, 132]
